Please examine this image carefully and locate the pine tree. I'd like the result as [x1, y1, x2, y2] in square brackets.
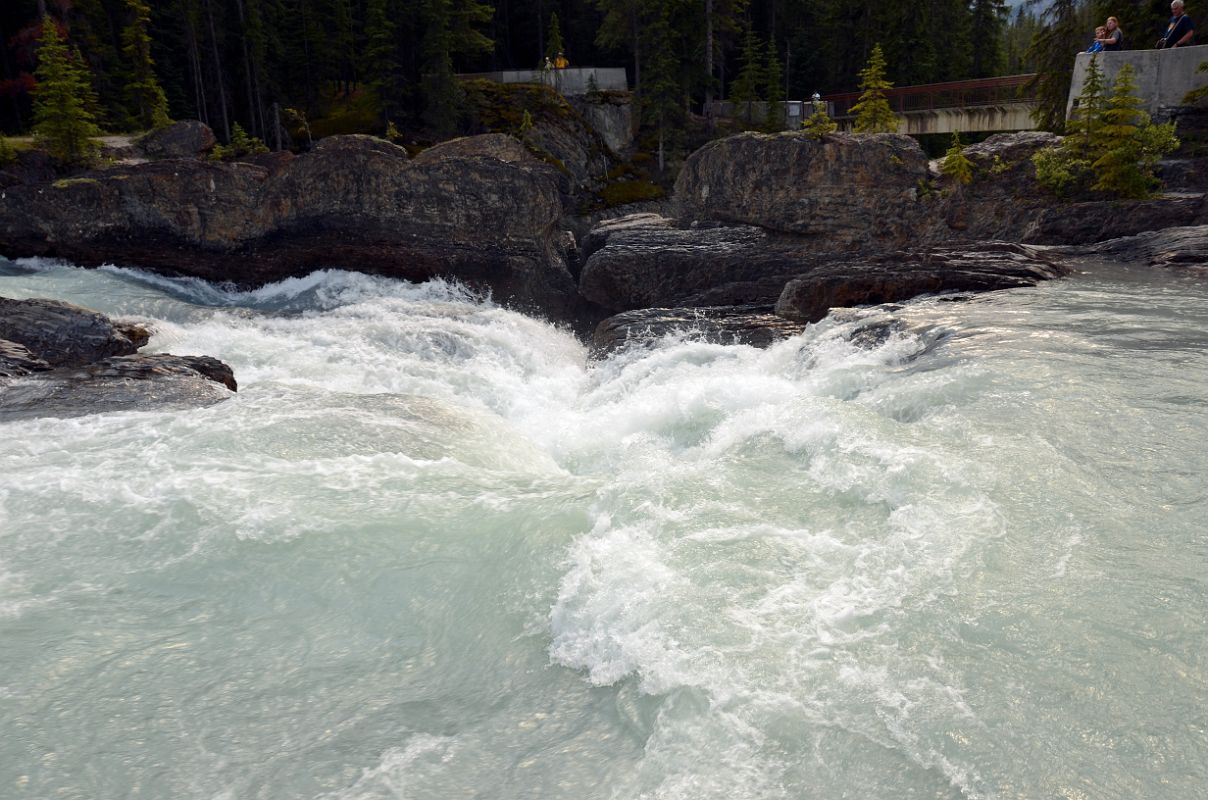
[1065, 54, 1107, 157]
[420, 0, 461, 137]
[642, 1, 684, 172]
[941, 130, 973, 184]
[364, 0, 403, 125]
[730, 26, 763, 127]
[800, 106, 837, 139]
[1026, 0, 1083, 132]
[121, 0, 171, 130]
[1092, 64, 1177, 198]
[969, 0, 1007, 79]
[762, 37, 784, 131]
[850, 44, 897, 134]
[546, 12, 565, 61]
[32, 18, 102, 165]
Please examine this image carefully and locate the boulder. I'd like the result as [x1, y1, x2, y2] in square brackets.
[674, 131, 930, 248]
[774, 242, 1070, 323]
[0, 297, 148, 367]
[0, 134, 587, 323]
[136, 120, 217, 160]
[579, 215, 815, 311]
[0, 297, 236, 420]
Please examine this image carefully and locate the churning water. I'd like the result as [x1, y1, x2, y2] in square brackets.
[1, 258, 1207, 800]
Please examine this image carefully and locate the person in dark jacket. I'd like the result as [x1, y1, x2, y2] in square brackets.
[1157, 1, 1195, 48]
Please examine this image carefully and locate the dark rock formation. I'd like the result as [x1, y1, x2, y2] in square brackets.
[0, 133, 587, 323]
[0, 297, 235, 420]
[774, 242, 1070, 323]
[136, 120, 217, 160]
[0, 297, 149, 367]
[580, 216, 814, 311]
[674, 132, 930, 247]
[591, 305, 807, 357]
[579, 216, 1070, 326]
[1048, 223, 1208, 270]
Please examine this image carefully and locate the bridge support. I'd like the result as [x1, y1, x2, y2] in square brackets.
[835, 104, 1038, 134]
[1068, 45, 1208, 119]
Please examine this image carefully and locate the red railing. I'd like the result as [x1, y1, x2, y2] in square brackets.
[826, 74, 1038, 117]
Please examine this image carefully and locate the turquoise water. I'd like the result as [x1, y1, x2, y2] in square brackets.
[1, 259, 1206, 799]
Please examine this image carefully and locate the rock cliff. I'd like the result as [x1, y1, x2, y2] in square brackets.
[0, 133, 586, 322]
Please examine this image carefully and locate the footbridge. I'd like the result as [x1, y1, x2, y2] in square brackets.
[826, 74, 1039, 134]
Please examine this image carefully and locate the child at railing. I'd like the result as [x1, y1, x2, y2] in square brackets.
[1088, 26, 1107, 53]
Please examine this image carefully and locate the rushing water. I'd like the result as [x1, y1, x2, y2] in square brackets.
[1, 257, 1207, 800]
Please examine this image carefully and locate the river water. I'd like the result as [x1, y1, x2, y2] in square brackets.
[1, 258, 1206, 800]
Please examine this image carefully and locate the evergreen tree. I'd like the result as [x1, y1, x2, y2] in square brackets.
[594, 0, 644, 92]
[364, 0, 403, 126]
[1065, 53, 1107, 156]
[32, 18, 102, 164]
[800, 103, 837, 138]
[546, 12, 565, 61]
[1092, 64, 1177, 198]
[421, 0, 461, 136]
[850, 44, 897, 134]
[941, 130, 973, 184]
[969, 0, 1007, 79]
[730, 26, 763, 126]
[1026, 0, 1083, 132]
[642, 1, 685, 172]
[121, 0, 171, 130]
[763, 37, 784, 131]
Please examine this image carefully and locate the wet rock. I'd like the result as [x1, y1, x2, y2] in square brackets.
[775, 242, 1070, 323]
[0, 297, 235, 420]
[579, 214, 815, 312]
[591, 305, 806, 358]
[0, 354, 234, 420]
[0, 297, 147, 367]
[1047, 223, 1208, 269]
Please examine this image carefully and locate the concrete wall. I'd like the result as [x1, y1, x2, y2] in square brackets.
[458, 67, 628, 95]
[1068, 45, 1208, 118]
[835, 104, 1038, 134]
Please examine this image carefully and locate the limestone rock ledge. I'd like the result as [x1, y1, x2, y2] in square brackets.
[0, 133, 586, 323]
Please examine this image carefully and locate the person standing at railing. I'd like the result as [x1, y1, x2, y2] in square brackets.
[1157, 1, 1195, 48]
[1098, 17, 1124, 50]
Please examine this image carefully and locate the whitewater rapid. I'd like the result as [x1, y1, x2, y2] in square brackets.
[1, 258, 1206, 799]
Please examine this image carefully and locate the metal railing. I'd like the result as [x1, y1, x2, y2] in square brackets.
[825, 74, 1038, 118]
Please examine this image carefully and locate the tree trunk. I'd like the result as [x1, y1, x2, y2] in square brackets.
[631, 7, 641, 94]
[705, 0, 714, 107]
[204, 0, 231, 141]
[185, 9, 210, 126]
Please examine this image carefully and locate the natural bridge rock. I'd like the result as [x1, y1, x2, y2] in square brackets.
[0, 133, 585, 323]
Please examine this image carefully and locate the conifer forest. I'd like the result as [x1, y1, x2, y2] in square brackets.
[0, 0, 1190, 145]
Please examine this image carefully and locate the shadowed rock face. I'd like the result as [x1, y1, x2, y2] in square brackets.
[774, 242, 1070, 323]
[674, 132, 930, 247]
[0, 134, 587, 323]
[136, 120, 217, 160]
[0, 297, 236, 420]
[1047, 223, 1208, 270]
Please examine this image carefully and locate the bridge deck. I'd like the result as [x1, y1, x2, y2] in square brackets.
[825, 74, 1038, 118]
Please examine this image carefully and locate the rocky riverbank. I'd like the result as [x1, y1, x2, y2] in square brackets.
[3, 117, 1208, 374]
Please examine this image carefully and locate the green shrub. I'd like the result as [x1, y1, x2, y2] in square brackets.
[941, 131, 974, 185]
[1032, 62, 1178, 200]
[211, 123, 269, 160]
[597, 179, 666, 208]
[0, 136, 15, 166]
[800, 108, 837, 139]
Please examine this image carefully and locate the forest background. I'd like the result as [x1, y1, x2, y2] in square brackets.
[0, 0, 1191, 148]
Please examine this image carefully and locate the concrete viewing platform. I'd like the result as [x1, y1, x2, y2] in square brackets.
[1068, 44, 1208, 117]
